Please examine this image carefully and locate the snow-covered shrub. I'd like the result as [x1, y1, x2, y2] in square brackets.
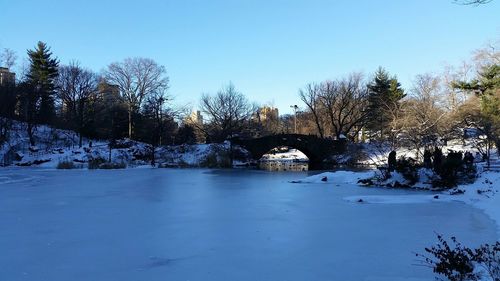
[418, 235, 500, 281]
[432, 151, 477, 188]
[88, 157, 126, 169]
[418, 235, 477, 281]
[57, 159, 76, 169]
[130, 145, 153, 161]
[88, 157, 106, 169]
[395, 157, 419, 185]
[473, 242, 500, 280]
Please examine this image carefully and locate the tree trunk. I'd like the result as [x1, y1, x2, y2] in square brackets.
[312, 113, 324, 138]
[497, 140, 500, 157]
[151, 144, 156, 167]
[27, 122, 35, 147]
[486, 140, 491, 169]
[78, 101, 84, 148]
[128, 105, 132, 139]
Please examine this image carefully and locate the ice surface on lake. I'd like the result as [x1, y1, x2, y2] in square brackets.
[0, 168, 496, 281]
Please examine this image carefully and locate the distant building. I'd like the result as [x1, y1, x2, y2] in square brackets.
[254, 106, 279, 122]
[185, 110, 204, 125]
[98, 81, 120, 97]
[0, 67, 15, 86]
[182, 110, 205, 143]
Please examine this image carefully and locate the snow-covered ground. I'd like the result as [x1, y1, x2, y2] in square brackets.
[0, 168, 495, 281]
[360, 139, 490, 166]
[341, 170, 500, 231]
[296, 161, 500, 232]
[294, 166, 500, 280]
[0, 120, 251, 168]
[291, 170, 374, 185]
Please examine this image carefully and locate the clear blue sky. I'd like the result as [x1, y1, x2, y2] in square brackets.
[1, 0, 499, 114]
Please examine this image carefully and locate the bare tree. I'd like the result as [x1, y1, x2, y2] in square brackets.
[0, 48, 17, 69]
[200, 83, 255, 142]
[453, 0, 493, 5]
[299, 83, 325, 138]
[471, 42, 500, 70]
[399, 74, 448, 159]
[442, 62, 472, 112]
[104, 57, 169, 139]
[318, 73, 369, 140]
[56, 62, 99, 147]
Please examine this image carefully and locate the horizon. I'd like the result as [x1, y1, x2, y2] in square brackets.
[1, 0, 499, 114]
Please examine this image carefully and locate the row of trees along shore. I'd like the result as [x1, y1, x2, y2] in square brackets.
[0, 41, 499, 163]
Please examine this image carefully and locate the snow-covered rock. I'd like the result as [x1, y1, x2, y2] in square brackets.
[291, 170, 375, 185]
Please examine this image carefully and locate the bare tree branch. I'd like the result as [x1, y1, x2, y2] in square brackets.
[0, 48, 17, 69]
[453, 0, 493, 5]
[103, 57, 169, 139]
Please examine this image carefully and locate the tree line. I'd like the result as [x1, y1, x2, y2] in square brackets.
[0, 42, 178, 148]
[0, 41, 498, 162]
[294, 45, 499, 162]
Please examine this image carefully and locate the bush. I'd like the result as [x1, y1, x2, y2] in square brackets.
[388, 151, 397, 172]
[88, 157, 126, 169]
[473, 242, 500, 280]
[88, 157, 106, 169]
[418, 234, 500, 281]
[423, 149, 432, 168]
[395, 157, 419, 185]
[433, 147, 443, 173]
[432, 151, 477, 188]
[57, 160, 76, 169]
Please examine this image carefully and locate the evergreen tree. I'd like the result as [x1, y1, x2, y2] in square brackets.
[453, 64, 500, 160]
[176, 124, 197, 145]
[366, 67, 405, 139]
[27, 41, 59, 124]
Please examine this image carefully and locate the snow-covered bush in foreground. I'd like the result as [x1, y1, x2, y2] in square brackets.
[417, 234, 500, 281]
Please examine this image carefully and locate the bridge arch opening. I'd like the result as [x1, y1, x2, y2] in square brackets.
[231, 134, 347, 170]
[258, 146, 309, 171]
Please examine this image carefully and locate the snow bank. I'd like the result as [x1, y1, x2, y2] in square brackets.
[291, 154, 500, 236]
[0, 120, 253, 168]
[291, 170, 375, 184]
[344, 194, 446, 204]
[344, 170, 500, 233]
[360, 139, 493, 166]
[454, 171, 500, 232]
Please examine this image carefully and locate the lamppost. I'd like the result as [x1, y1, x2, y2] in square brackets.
[290, 105, 298, 134]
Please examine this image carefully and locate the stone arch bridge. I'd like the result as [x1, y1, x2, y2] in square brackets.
[232, 134, 347, 170]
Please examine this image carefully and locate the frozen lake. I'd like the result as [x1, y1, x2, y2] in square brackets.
[0, 168, 497, 281]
